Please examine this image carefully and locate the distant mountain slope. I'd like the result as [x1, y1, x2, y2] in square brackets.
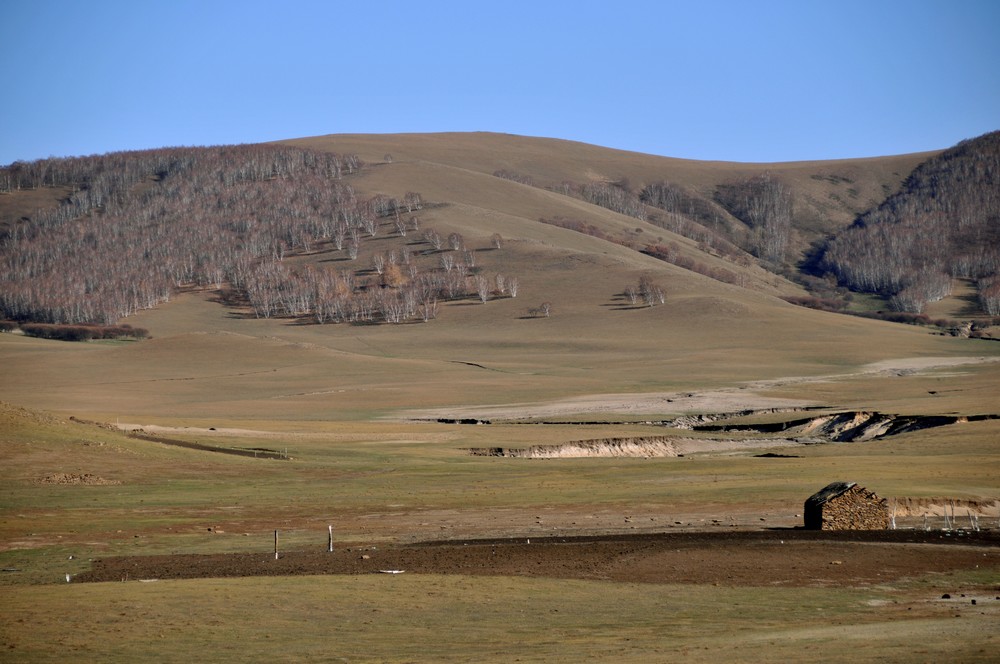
[279, 132, 949, 308]
[3, 133, 999, 421]
[0, 131, 977, 334]
[815, 131, 1000, 314]
[283, 132, 934, 258]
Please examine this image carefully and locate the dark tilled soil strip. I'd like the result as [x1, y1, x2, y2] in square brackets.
[73, 529, 1000, 586]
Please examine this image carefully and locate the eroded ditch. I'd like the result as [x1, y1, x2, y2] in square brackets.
[466, 410, 1000, 458]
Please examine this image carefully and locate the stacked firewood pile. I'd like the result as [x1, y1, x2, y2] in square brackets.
[804, 482, 889, 530]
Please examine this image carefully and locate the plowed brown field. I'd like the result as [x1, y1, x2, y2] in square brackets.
[76, 529, 1000, 588]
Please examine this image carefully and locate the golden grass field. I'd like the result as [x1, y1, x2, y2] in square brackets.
[2, 133, 998, 662]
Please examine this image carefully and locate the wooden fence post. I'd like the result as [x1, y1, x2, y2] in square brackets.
[274, 529, 279, 559]
[328, 525, 334, 553]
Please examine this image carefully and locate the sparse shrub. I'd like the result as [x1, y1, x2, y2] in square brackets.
[781, 296, 849, 312]
[528, 302, 552, 318]
[493, 170, 534, 186]
[642, 244, 740, 286]
[539, 217, 629, 247]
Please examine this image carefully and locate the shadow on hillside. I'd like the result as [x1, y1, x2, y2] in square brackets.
[601, 302, 653, 311]
[953, 291, 986, 318]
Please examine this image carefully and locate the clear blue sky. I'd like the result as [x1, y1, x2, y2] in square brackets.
[2, 0, 998, 164]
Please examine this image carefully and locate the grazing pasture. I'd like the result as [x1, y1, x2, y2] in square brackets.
[2, 133, 998, 661]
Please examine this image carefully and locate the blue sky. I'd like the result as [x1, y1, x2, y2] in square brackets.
[2, 0, 998, 164]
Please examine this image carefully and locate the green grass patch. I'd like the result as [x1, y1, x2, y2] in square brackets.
[7, 574, 992, 663]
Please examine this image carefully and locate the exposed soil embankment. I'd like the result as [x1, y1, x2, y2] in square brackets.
[467, 435, 802, 458]
[692, 411, 1000, 442]
[892, 497, 1000, 517]
[468, 437, 680, 458]
[467, 410, 1000, 458]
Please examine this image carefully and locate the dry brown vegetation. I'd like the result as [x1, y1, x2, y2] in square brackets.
[2, 132, 999, 662]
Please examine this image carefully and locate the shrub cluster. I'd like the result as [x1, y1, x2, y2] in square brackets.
[538, 217, 634, 248]
[642, 243, 740, 285]
[19, 323, 148, 342]
[780, 296, 849, 312]
[492, 170, 535, 186]
[781, 296, 1000, 337]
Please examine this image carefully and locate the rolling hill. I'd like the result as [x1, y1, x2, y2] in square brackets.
[0, 132, 996, 421]
[2, 132, 1000, 663]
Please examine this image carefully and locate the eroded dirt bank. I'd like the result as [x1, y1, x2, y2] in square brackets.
[466, 410, 1000, 458]
[75, 529, 1000, 587]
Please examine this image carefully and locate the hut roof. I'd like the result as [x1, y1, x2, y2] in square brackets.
[805, 481, 856, 509]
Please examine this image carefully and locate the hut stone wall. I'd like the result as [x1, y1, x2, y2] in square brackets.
[804, 483, 889, 530]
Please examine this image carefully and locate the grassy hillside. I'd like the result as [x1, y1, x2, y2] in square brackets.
[2, 133, 998, 662]
[281, 131, 930, 233]
[0, 132, 994, 421]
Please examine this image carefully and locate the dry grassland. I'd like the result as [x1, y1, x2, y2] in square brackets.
[2, 133, 997, 662]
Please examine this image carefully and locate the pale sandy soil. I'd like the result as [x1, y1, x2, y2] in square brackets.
[115, 424, 305, 437]
[397, 356, 999, 422]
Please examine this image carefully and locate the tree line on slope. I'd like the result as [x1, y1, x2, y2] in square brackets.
[0, 146, 516, 328]
[815, 131, 1000, 314]
[497, 131, 1000, 317]
[497, 170, 787, 270]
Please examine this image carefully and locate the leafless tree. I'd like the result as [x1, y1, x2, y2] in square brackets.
[419, 296, 438, 321]
[528, 302, 551, 318]
[332, 223, 347, 250]
[393, 214, 407, 237]
[360, 213, 378, 238]
[423, 229, 443, 251]
[403, 191, 422, 211]
[638, 275, 666, 306]
[475, 275, 491, 303]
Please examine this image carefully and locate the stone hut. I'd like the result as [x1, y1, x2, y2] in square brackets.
[803, 481, 889, 530]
